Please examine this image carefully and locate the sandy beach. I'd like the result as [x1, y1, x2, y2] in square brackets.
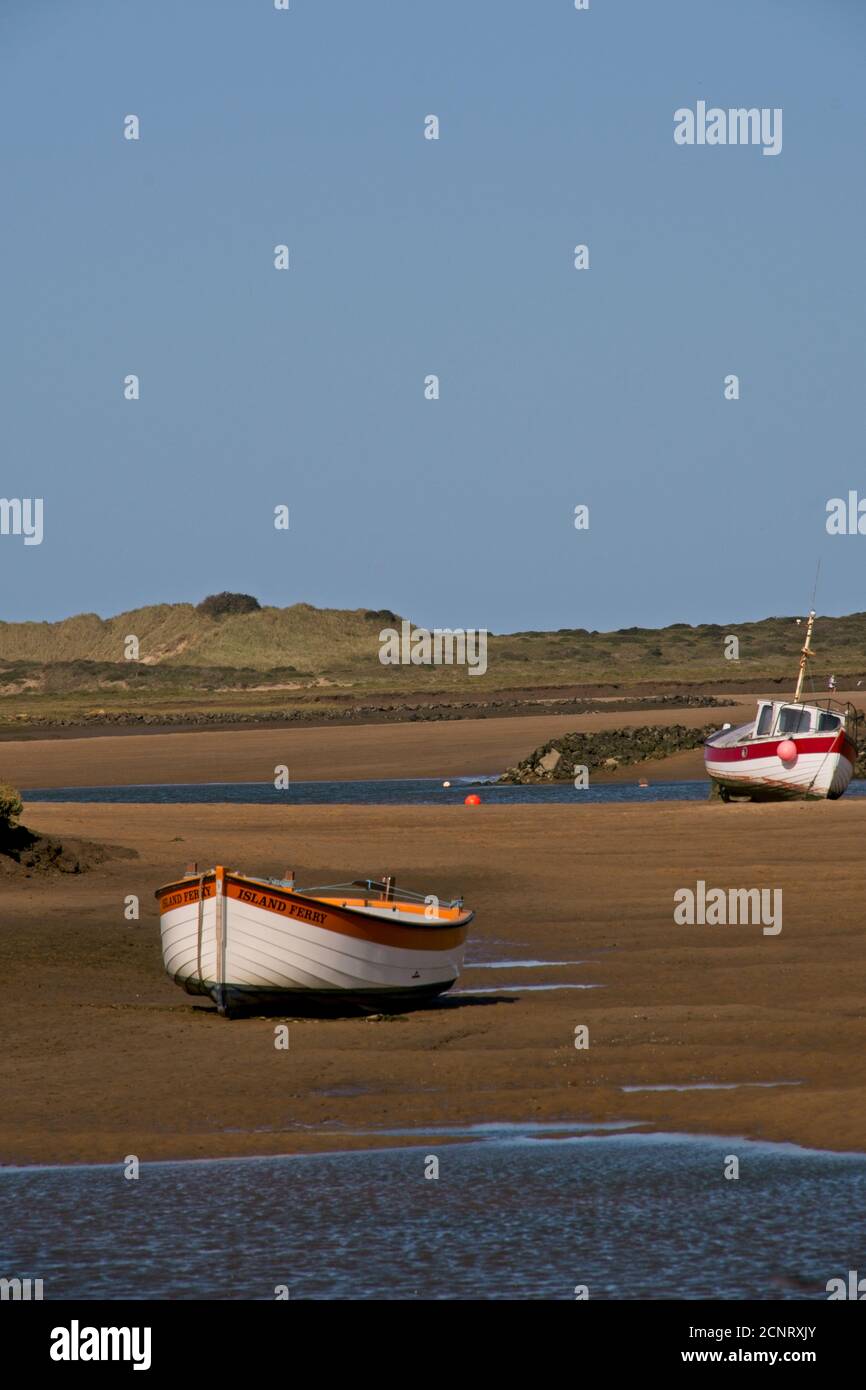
[3, 795, 866, 1167]
[0, 699, 759, 789]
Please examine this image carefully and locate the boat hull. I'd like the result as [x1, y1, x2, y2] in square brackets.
[157, 873, 471, 1012]
[704, 730, 857, 801]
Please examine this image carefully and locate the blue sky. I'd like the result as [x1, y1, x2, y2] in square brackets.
[2, 0, 865, 633]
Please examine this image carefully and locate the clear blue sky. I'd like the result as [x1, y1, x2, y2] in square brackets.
[2, 0, 865, 633]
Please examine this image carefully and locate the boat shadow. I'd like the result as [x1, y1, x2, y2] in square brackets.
[192, 993, 518, 1021]
[424, 993, 519, 1011]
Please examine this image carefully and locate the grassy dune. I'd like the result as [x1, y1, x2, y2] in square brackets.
[1, 601, 864, 730]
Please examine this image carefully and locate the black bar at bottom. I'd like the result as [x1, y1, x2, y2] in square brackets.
[3, 1297, 860, 1375]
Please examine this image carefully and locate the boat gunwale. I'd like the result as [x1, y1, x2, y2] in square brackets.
[154, 869, 474, 930]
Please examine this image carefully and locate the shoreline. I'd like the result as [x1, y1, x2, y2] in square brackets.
[3, 692, 857, 791]
[0, 702, 759, 789]
[4, 1124, 863, 1174]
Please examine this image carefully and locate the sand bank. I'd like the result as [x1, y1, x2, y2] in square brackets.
[2, 798, 865, 1166]
[0, 702, 759, 789]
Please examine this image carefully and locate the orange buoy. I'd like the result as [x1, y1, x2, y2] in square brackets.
[464, 794, 481, 806]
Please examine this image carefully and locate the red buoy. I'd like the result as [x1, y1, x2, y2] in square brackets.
[464, 794, 481, 806]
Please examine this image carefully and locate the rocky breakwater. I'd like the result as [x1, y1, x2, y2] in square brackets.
[499, 724, 718, 783]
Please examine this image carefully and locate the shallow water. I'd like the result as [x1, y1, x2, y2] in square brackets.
[465, 959, 586, 969]
[622, 1082, 803, 1093]
[26, 776, 866, 806]
[2, 1127, 864, 1299]
[456, 982, 601, 994]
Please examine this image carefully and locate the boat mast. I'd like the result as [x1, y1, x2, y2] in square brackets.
[793, 610, 816, 704]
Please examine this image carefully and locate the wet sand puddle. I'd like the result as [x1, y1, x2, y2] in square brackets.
[622, 1082, 804, 1093]
[465, 959, 588, 969]
[456, 983, 601, 994]
[460, 955, 601, 994]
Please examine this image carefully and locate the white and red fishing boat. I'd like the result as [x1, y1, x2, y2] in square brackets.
[156, 866, 473, 1016]
[704, 611, 859, 801]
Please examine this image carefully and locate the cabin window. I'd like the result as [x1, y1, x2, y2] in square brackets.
[756, 704, 774, 736]
[778, 706, 812, 734]
[818, 712, 841, 732]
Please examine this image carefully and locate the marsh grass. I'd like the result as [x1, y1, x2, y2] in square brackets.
[1, 603, 864, 729]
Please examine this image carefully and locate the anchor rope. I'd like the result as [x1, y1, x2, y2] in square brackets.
[195, 872, 206, 985]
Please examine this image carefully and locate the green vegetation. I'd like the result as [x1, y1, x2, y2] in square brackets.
[196, 592, 261, 618]
[0, 601, 863, 732]
[0, 783, 23, 827]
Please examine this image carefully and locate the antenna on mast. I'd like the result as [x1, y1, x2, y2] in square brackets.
[794, 610, 816, 704]
[810, 558, 821, 613]
[792, 559, 822, 703]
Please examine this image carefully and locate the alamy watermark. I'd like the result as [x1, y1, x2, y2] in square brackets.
[379, 621, 487, 676]
[674, 881, 782, 936]
[1, 1276, 43, 1300]
[674, 103, 782, 157]
[827, 1270, 866, 1299]
[50, 1322, 152, 1370]
[0, 497, 43, 545]
[826, 493, 866, 535]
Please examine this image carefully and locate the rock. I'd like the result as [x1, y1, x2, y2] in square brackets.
[499, 723, 718, 784]
[0, 823, 138, 876]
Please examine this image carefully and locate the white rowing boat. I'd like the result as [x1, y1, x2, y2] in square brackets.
[156, 867, 474, 1015]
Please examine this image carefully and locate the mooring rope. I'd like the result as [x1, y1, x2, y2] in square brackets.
[195, 873, 206, 985]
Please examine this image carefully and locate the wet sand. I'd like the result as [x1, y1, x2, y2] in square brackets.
[3, 798, 866, 1167]
[0, 701, 757, 789]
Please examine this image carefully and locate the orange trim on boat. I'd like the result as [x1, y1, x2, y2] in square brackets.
[225, 880, 470, 951]
[155, 872, 471, 952]
[314, 896, 465, 920]
[157, 881, 215, 910]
